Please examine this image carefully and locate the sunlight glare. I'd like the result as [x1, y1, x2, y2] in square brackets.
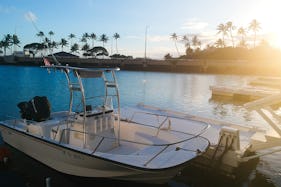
[252, 0, 281, 49]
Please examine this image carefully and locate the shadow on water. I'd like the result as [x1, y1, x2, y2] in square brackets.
[0, 145, 277, 187]
[174, 159, 276, 187]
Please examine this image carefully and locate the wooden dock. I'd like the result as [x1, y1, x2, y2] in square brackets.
[210, 86, 280, 101]
[249, 77, 281, 89]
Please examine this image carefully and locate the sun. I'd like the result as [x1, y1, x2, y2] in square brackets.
[261, 22, 281, 49]
[239, 0, 281, 49]
[253, 1, 281, 49]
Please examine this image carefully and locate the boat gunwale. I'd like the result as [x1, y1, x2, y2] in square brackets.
[0, 121, 210, 171]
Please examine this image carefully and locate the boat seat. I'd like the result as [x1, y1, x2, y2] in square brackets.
[27, 124, 44, 137]
[27, 119, 67, 138]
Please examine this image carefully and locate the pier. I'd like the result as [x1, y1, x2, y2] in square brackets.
[210, 86, 280, 101]
[249, 77, 281, 89]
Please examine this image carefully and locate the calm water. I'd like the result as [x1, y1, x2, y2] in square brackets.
[0, 65, 280, 187]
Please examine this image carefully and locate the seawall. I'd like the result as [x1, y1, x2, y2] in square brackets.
[1, 56, 281, 76]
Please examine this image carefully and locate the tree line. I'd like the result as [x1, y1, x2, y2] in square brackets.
[1, 19, 279, 60]
[0, 31, 121, 58]
[167, 19, 279, 60]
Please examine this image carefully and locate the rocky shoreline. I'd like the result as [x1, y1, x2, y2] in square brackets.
[1, 56, 281, 76]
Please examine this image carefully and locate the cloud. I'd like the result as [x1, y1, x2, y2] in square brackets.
[126, 35, 141, 39]
[148, 35, 169, 42]
[24, 11, 37, 22]
[181, 19, 209, 30]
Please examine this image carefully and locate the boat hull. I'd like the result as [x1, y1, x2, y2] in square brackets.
[0, 125, 184, 183]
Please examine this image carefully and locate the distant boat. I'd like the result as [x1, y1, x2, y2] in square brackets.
[0, 64, 210, 183]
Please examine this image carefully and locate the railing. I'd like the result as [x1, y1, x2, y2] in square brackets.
[126, 111, 210, 137]
[143, 145, 169, 166]
[156, 116, 171, 136]
[58, 119, 210, 166]
[129, 111, 171, 135]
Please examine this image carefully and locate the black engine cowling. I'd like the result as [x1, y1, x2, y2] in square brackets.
[17, 96, 51, 122]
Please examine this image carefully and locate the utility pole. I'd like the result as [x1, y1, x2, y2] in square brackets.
[144, 26, 149, 67]
[144, 26, 149, 60]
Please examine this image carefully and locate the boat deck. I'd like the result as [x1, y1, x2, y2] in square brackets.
[123, 105, 268, 154]
[0, 110, 210, 170]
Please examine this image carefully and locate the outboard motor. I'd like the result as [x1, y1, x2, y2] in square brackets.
[17, 96, 51, 122]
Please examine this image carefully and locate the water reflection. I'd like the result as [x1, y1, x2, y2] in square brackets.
[209, 98, 255, 122]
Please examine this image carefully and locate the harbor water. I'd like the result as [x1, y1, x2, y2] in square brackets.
[0, 65, 281, 187]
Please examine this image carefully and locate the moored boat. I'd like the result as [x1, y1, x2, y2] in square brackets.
[0, 64, 210, 183]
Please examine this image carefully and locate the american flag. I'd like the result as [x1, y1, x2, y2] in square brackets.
[43, 57, 51, 66]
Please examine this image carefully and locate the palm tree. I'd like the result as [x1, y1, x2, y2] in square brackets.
[44, 37, 50, 44]
[215, 38, 224, 48]
[170, 33, 180, 56]
[43, 37, 51, 51]
[48, 31, 54, 41]
[90, 33, 96, 48]
[36, 31, 45, 42]
[182, 35, 190, 48]
[237, 27, 246, 40]
[12, 34, 20, 53]
[226, 21, 236, 47]
[191, 35, 201, 49]
[68, 33, 75, 46]
[80, 37, 87, 43]
[82, 32, 90, 43]
[1, 35, 12, 56]
[49, 41, 57, 51]
[237, 27, 247, 48]
[249, 19, 261, 48]
[164, 53, 172, 60]
[81, 43, 90, 57]
[70, 43, 79, 54]
[0, 41, 3, 55]
[59, 38, 68, 51]
[99, 34, 108, 47]
[2, 34, 13, 56]
[113, 33, 120, 54]
[238, 39, 247, 48]
[216, 23, 228, 47]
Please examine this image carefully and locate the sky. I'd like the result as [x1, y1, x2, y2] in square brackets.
[1, 0, 281, 59]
